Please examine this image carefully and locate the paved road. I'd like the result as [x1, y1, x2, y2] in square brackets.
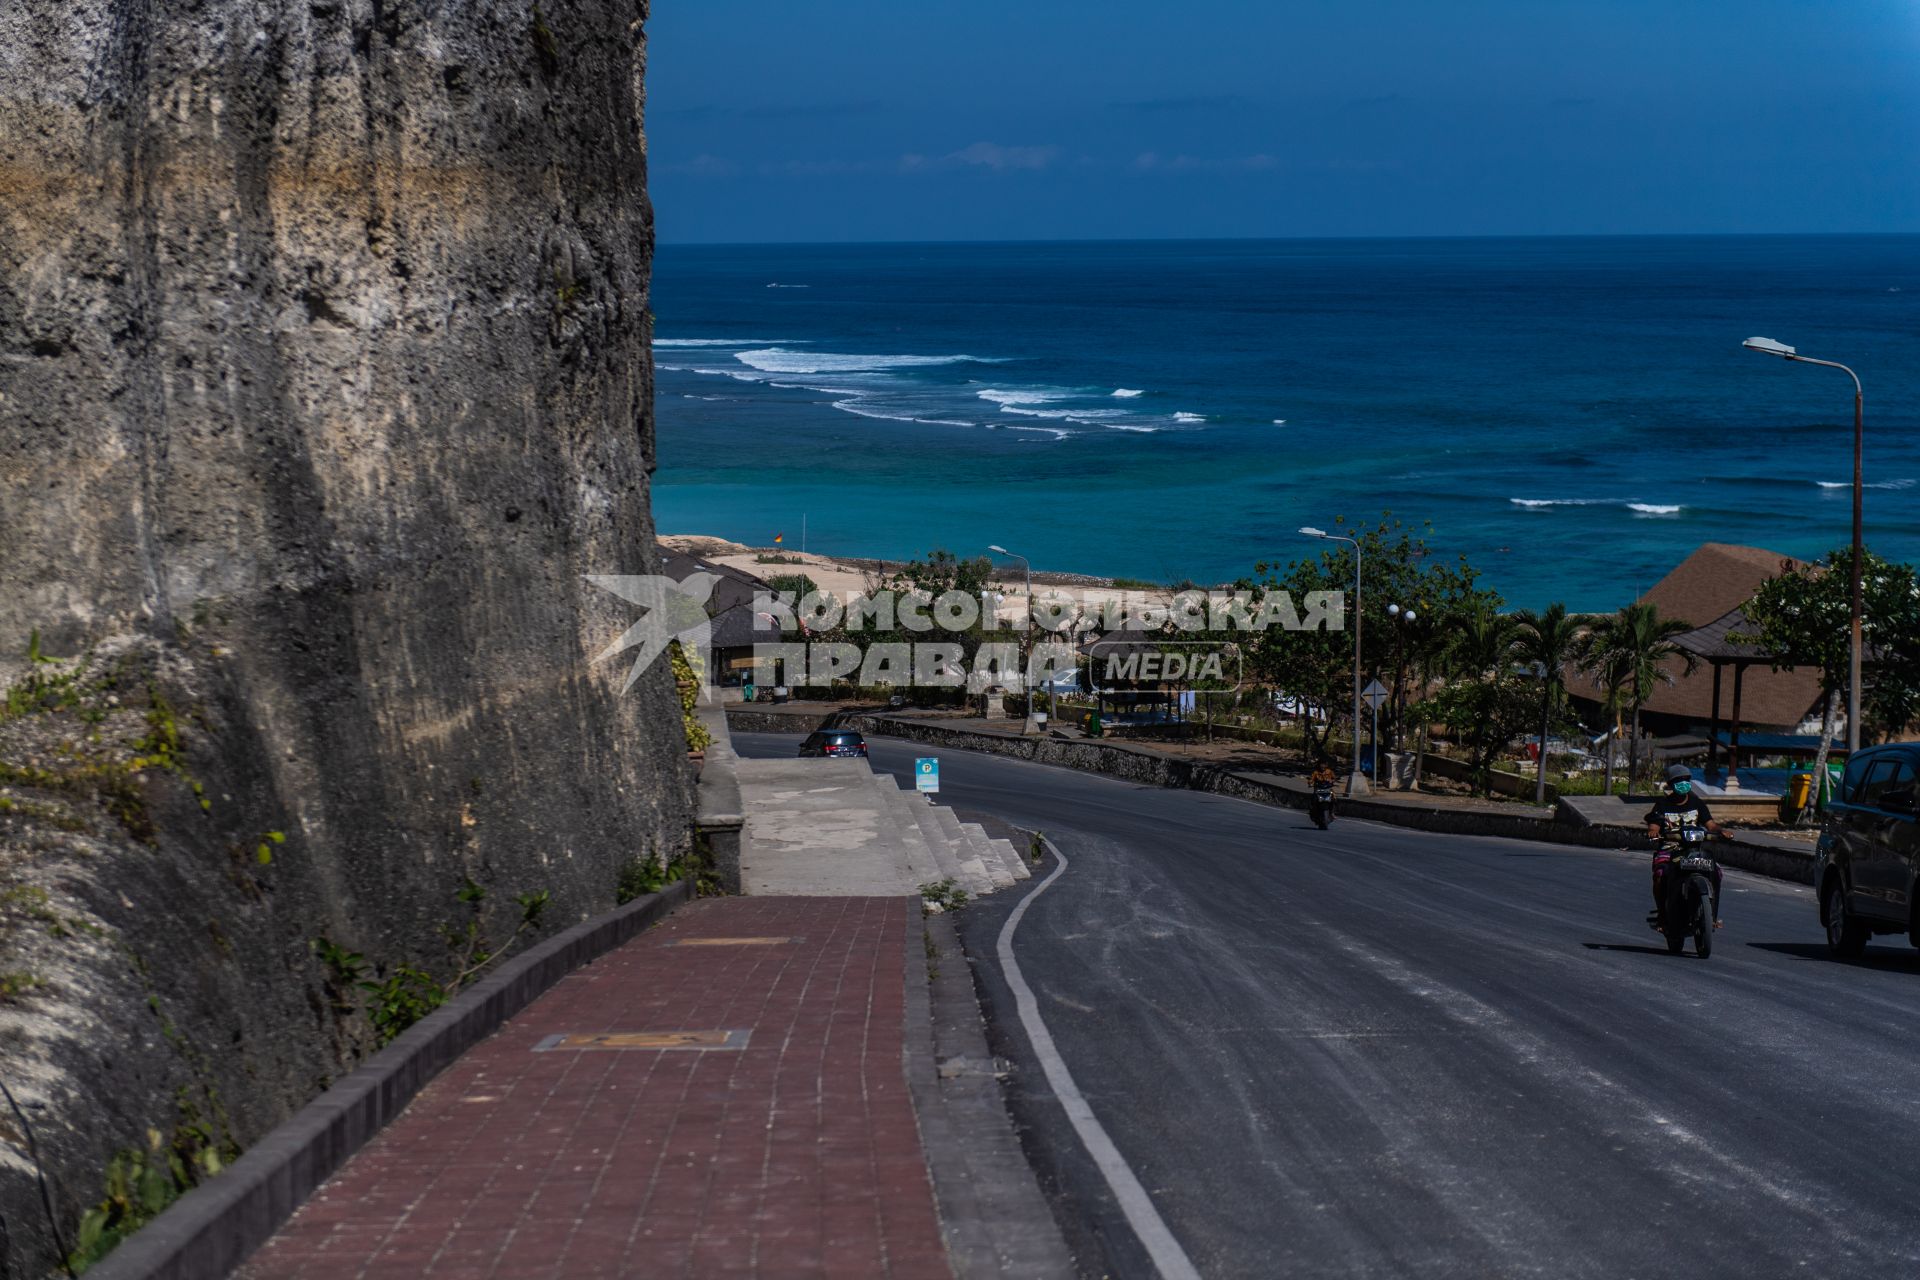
[734, 732, 1920, 1279]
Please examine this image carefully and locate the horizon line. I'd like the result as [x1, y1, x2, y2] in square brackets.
[656, 229, 1920, 250]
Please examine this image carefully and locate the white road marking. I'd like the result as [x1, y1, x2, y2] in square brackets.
[997, 839, 1204, 1280]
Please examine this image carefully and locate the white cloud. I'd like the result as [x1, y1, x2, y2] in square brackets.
[1132, 152, 1279, 173]
[900, 142, 1061, 173]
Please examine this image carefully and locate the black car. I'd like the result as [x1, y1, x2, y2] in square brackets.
[1815, 743, 1920, 956]
[797, 729, 868, 759]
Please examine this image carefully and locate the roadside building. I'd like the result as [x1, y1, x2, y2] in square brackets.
[659, 546, 780, 687]
[1564, 542, 1830, 789]
[1567, 542, 1823, 735]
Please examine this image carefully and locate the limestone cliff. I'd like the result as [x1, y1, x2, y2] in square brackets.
[0, 1, 688, 1271]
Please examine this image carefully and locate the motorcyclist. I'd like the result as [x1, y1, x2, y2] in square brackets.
[1644, 763, 1725, 930]
[1309, 758, 1338, 788]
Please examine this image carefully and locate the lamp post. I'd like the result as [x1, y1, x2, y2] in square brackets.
[1742, 337, 1865, 753]
[1386, 603, 1417, 755]
[988, 544, 1040, 733]
[1522, 659, 1551, 806]
[1302, 526, 1367, 796]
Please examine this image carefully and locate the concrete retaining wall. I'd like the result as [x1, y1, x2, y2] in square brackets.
[725, 707, 842, 735]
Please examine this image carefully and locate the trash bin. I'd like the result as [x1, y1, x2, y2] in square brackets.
[1789, 771, 1815, 810]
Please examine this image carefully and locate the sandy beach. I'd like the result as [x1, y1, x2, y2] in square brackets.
[661, 533, 1183, 624]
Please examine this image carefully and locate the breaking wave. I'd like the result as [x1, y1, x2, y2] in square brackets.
[735, 348, 994, 374]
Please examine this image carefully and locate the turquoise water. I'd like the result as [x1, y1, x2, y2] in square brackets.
[650, 237, 1920, 610]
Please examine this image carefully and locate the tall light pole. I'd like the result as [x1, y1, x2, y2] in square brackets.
[1386, 602, 1417, 755]
[1742, 337, 1865, 753]
[988, 544, 1040, 733]
[1302, 527, 1368, 796]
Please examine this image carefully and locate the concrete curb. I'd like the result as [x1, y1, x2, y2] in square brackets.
[838, 715, 1817, 888]
[905, 900, 1077, 1279]
[86, 880, 693, 1280]
[696, 701, 746, 892]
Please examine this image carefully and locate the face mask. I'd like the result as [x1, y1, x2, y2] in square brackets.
[1671, 781, 1691, 795]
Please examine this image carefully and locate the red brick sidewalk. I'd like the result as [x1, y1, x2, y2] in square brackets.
[240, 897, 951, 1279]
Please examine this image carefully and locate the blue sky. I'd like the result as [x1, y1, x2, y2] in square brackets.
[645, 0, 1920, 244]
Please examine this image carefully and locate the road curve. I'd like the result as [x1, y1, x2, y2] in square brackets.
[734, 731, 1920, 1279]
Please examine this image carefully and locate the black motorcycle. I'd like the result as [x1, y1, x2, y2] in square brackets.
[1309, 781, 1335, 830]
[1653, 826, 1718, 958]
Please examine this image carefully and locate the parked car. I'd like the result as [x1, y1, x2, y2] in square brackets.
[797, 729, 868, 759]
[1814, 742, 1920, 956]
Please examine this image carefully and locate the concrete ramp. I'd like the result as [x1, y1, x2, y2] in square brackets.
[738, 758, 943, 895]
[736, 756, 1035, 900]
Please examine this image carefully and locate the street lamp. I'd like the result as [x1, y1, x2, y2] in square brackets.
[1742, 336, 1866, 753]
[1386, 603, 1417, 755]
[988, 544, 1041, 733]
[1302, 526, 1368, 796]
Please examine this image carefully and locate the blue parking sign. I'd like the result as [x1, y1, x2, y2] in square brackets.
[915, 757, 940, 793]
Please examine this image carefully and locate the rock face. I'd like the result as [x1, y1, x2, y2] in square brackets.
[0, 1, 688, 1270]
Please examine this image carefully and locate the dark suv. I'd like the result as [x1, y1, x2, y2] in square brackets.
[1815, 743, 1920, 956]
[797, 729, 868, 759]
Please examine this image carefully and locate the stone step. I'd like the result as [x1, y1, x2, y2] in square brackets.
[903, 790, 967, 889]
[990, 836, 1032, 882]
[961, 822, 1014, 890]
[930, 805, 996, 898]
[867, 773, 944, 887]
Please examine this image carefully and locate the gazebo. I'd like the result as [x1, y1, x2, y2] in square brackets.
[1672, 605, 1765, 790]
[1670, 604, 1838, 792]
[1076, 628, 1181, 726]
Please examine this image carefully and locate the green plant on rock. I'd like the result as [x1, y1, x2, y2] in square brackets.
[671, 641, 713, 752]
[0, 970, 43, 1001]
[251, 829, 286, 865]
[1027, 830, 1047, 864]
[312, 937, 369, 1012]
[3, 630, 86, 721]
[919, 879, 968, 913]
[0, 679, 214, 842]
[361, 964, 447, 1046]
[615, 852, 665, 904]
[616, 835, 720, 902]
[329, 881, 556, 1046]
[68, 1105, 235, 1273]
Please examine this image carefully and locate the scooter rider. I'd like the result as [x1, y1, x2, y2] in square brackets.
[1309, 758, 1338, 789]
[1644, 763, 1725, 930]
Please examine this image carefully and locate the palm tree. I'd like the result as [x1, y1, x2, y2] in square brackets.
[1512, 604, 1587, 806]
[1582, 625, 1628, 794]
[1441, 606, 1522, 794]
[1583, 603, 1696, 792]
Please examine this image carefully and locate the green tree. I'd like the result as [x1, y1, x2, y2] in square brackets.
[1574, 638, 1633, 797]
[1245, 514, 1494, 765]
[1583, 603, 1695, 793]
[882, 550, 1005, 703]
[1412, 605, 1530, 795]
[1512, 604, 1589, 805]
[1737, 548, 1920, 814]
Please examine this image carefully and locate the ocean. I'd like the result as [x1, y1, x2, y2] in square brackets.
[649, 236, 1920, 611]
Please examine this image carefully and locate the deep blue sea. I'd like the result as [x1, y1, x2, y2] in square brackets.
[650, 237, 1920, 611]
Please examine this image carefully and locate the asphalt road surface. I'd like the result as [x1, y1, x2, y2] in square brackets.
[733, 732, 1920, 1279]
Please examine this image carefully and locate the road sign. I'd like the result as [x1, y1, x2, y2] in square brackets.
[915, 757, 940, 793]
[1361, 679, 1390, 710]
